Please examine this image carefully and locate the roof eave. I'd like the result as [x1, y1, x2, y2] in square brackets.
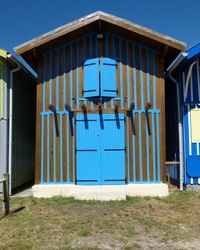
[14, 11, 186, 57]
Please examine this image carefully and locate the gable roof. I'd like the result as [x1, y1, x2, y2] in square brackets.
[14, 11, 186, 71]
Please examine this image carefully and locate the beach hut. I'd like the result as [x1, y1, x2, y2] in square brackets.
[167, 43, 200, 190]
[15, 12, 186, 199]
[0, 48, 36, 194]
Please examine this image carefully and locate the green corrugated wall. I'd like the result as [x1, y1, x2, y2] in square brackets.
[0, 62, 4, 119]
[12, 73, 36, 189]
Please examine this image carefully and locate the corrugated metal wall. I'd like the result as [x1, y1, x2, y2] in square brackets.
[12, 73, 36, 189]
[0, 56, 36, 192]
[0, 62, 4, 119]
[0, 60, 7, 192]
[35, 30, 165, 184]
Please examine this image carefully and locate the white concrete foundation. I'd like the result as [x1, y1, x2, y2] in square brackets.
[32, 183, 168, 200]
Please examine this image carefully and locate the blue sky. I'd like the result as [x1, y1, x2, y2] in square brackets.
[1, 0, 200, 62]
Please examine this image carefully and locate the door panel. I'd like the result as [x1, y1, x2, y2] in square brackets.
[76, 113, 125, 185]
[101, 114, 125, 184]
[76, 114, 101, 185]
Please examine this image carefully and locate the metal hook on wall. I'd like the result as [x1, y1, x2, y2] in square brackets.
[48, 104, 59, 136]
[145, 102, 151, 135]
[64, 103, 71, 112]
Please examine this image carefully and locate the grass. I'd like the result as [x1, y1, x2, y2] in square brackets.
[0, 190, 200, 249]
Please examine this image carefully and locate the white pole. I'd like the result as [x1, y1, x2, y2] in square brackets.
[169, 72, 184, 191]
[8, 63, 20, 195]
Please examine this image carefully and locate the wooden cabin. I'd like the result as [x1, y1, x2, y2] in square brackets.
[15, 12, 186, 199]
[167, 43, 200, 189]
[0, 48, 36, 194]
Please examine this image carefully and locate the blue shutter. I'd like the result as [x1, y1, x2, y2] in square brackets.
[100, 58, 117, 97]
[83, 58, 99, 97]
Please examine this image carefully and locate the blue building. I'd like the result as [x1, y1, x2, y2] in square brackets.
[167, 43, 200, 189]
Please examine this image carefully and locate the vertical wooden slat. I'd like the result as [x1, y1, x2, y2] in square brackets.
[52, 50, 57, 107]
[153, 51, 156, 109]
[132, 112, 136, 182]
[122, 40, 127, 109]
[43, 116, 47, 182]
[62, 114, 67, 182]
[76, 41, 80, 109]
[50, 114, 54, 182]
[47, 115, 50, 182]
[135, 46, 141, 110]
[45, 54, 50, 112]
[156, 56, 165, 182]
[63, 47, 67, 108]
[126, 41, 130, 108]
[133, 45, 137, 110]
[69, 115, 73, 182]
[56, 114, 60, 182]
[111, 36, 116, 108]
[148, 113, 153, 182]
[70, 44, 73, 109]
[129, 43, 133, 105]
[79, 39, 84, 106]
[154, 114, 158, 181]
[35, 58, 43, 184]
[42, 55, 46, 112]
[67, 114, 70, 182]
[142, 48, 147, 106]
[73, 43, 77, 110]
[139, 47, 144, 110]
[149, 50, 154, 109]
[146, 48, 150, 103]
[56, 49, 59, 111]
[66, 46, 70, 107]
[83, 37, 87, 106]
[49, 51, 53, 105]
[115, 39, 120, 107]
[128, 115, 133, 182]
[134, 113, 139, 181]
[59, 47, 64, 111]
[119, 39, 124, 108]
[142, 112, 147, 181]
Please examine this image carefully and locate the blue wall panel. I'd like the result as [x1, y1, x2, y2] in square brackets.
[180, 55, 200, 185]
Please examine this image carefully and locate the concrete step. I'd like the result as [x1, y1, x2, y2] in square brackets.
[33, 183, 169, 200]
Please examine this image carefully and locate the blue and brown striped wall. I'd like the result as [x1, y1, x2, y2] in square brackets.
[35, 30, 166, 184]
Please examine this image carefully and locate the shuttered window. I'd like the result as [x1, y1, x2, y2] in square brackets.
[83, 58, 99, 97]
[83, 57, 117, 98]
[100, 58, 117, 97]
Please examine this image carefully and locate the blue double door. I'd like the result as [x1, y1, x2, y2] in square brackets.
[76, 113, 125, 185]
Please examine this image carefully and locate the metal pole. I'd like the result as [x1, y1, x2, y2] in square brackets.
[169, 71, 185, 191]
[2, 173, 9, 216]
